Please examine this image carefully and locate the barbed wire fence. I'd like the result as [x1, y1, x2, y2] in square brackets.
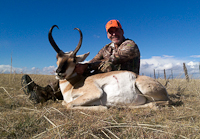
[142, 62, 200, 81]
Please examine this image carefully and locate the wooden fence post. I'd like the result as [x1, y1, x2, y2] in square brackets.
[199, 62, 200, 73]
[154, 69, 156, 79]
[171, 69, 173, 79]
[183, 63, 189, 82]
[164, 69, 166, 80]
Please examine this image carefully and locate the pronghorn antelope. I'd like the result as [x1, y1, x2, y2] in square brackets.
[49, 25, 170, 111]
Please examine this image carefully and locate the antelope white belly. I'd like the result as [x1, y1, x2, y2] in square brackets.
[96, 71, 146, 106]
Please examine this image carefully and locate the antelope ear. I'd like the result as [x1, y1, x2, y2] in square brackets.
[76, 52, 90, 63]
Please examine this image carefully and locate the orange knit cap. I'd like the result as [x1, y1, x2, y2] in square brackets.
[105, 20, 122, 32]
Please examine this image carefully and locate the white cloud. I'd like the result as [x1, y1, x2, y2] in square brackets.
[0, 65, 23, 74]
[187, 61, 196, 68]
[0, 65, 56, 75]
[190, 55, 200, 58]
[0, 65, 10, 73]
[43, 66, 57, 75]
[93, 35, 100, 38]
[140, 56, 200, 78]
[163, 55, 174, 58]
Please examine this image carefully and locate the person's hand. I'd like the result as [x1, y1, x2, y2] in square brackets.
[98, 61, 113, 72]
[74, 63, 88, 75]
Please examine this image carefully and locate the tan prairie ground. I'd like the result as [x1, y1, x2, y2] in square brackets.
[0, 74, 200, 138]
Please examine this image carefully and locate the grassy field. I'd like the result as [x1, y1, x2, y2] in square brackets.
[0, 74, 200, 139]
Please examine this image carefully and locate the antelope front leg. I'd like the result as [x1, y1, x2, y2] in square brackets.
[65, 84, 104, 109]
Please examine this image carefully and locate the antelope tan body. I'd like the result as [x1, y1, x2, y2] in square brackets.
[60, 71, 169, 111]
[48, 25, 170, 111]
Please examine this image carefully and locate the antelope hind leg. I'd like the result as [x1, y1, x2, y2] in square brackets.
[126, 101, 170, 110]
[136, 75, 170, 102]
[68, 106, 108, 111]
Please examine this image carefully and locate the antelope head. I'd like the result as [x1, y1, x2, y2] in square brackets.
[48, 25, 89, 79]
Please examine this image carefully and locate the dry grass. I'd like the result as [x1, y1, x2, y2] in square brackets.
[0, 74, 200, 139]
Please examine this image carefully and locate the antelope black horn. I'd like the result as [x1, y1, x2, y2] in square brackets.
[48, 25, 61, 53]
[71, 28, 83, 57]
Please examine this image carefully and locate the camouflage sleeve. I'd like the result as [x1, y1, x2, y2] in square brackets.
[87, 46, 107, 71]
[109, 40, 140, 64]
[89, 47, 104, 63]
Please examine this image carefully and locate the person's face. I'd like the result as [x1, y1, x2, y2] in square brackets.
[107, 27, 124, 45]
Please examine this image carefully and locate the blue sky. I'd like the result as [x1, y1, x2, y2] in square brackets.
[0, 0, 200, 78]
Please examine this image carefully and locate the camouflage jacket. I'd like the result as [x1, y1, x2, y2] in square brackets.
[88, 38, 140, 74]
